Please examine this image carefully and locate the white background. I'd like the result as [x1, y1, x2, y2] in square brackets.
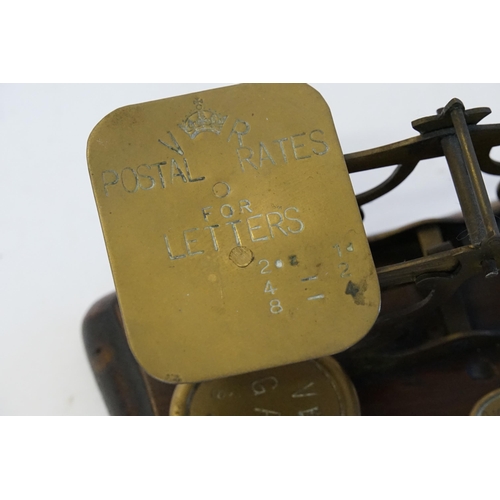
[1, 4, 498, 500]
[2, 83, 500, 416]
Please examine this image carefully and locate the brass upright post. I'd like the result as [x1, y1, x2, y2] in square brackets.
[441, 99, 499, 246]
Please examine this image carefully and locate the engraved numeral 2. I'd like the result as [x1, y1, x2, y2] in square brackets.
[259, 259, 271, 274]
[339, 262, 351, 278]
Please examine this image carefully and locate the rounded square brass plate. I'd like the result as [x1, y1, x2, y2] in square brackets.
[87, 84, 380, 383]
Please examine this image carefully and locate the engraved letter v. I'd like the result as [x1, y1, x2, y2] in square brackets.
[158, 131, 184, 156]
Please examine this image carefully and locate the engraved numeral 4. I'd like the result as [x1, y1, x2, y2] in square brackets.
[264, 280, 277, 295]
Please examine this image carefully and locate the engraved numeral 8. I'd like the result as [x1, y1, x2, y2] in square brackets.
[270, 299, 283, 314]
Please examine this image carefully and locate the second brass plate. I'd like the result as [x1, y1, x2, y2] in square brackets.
[470, 389, 500, 416]
[87, 84, 380, 383]
[170, 357, 360, 416]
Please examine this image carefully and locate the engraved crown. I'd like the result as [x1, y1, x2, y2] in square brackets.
[178, 98, 228, 139]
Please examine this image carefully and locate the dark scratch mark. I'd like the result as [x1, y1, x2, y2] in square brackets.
[345, 280, 367, 305]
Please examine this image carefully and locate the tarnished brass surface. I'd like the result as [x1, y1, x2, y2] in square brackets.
[470, 389, 500, 416]
[84, 95, 500, 415]
[170, 357, 360, 416]
[87, 84, 380, 383]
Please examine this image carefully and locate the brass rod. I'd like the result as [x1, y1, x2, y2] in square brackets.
[450, 106, 499, 239]
[442, 134, 485, 245]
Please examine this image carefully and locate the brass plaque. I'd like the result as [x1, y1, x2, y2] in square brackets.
[170, 357, 360, 416]
[87, 84, 380, 383]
